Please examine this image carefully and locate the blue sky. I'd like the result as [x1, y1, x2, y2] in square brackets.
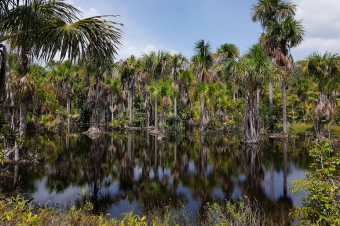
[66, 0, 340, 61]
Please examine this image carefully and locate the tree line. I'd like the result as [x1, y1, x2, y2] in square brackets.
[1, 0, 340, 148]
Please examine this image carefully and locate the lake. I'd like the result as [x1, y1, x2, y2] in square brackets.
[1, 130, 316, 225]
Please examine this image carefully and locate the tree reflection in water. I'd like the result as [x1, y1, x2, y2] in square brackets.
[0, 132, 313, 225]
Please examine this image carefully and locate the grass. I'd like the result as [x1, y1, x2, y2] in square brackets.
[276, 122, 340, 137]
[0, 195, 281, 226]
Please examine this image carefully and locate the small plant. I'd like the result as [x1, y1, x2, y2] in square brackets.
[110, 113, 127, 128]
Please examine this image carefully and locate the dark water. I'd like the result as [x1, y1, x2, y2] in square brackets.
[2, 130, 316, 224]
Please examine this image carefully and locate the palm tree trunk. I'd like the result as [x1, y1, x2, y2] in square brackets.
[314, 86, 335, 135]
[19, 101, 27, 137]
[282, 82, 287, 133]
[66, 133, 70, 150]
[111, 95, 114, 122]
[174, 97, 177, 130]
[128, 89, 132, 123]
[14, 141, 19, 161]
[1, 45, 14, 119]
[94, 75, 100, 128]
[243, 95, 260, 143]
[174, 142, 177, 164]
[269, 81, 274, 133]
[236, 85, 239, 99]
[233, 83, 236, 102]
[154, 99, 158, 132]
[257, 88, 260, 105]
[67, 95, 71, 125]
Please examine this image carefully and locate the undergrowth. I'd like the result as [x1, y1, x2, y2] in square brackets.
[0, 195, 279, 226]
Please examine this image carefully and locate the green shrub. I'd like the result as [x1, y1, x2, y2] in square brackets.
[291, 140, 340, 226]
[110, 113, 127, 128]
[208, 118, 222, 130]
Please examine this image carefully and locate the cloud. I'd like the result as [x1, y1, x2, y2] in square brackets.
[295, 0, 340, 57]
[116, 41, 178, 60]
[63, 0, 99, 19]
[77, 7, 100, 19]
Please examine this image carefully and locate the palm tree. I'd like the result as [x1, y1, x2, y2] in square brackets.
[251, 0, 297, 29]
[140, 52, 156, 127]
[1, 0, 123, 129]
[154, 50, 171, 81]
[170, 53, 188, 129]
[120, 56, 137, 124]
[140, 51, 171, 128]
[159, 81, 172, 132]
[147, 80, 161, 132]
[251, 0, 304, 133]
[230, 44, 273, 143]
[213, 43, 240, 101]
[106, 78, 121, 122]
[263, 17, 304, 133]
[89, 59, 114, 129]
[299, 52, 340, 134]
[192, 40, 213, 83]
[191, 40, 213, 127]
[48, 60, 77, 125]
[15, 74, 35, 137]
[178, 69, 194, 121]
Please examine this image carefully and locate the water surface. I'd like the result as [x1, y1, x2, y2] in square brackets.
[2, 130, 316, 225]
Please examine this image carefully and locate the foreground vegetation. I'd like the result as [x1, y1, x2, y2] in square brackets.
[0, 195, 276, 226]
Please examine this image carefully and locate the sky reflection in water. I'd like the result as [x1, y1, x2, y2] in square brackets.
[2, 131, 315, 224]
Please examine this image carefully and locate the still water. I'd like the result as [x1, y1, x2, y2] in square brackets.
[2, 130, 315, 224]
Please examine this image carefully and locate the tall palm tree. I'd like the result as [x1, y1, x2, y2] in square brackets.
[178, 69, 194, 111]
[191, 40, 213, 127]
[159, 80, 172, 132]
[251, 0, 304, 133]
[251, 0, 297, 29]
[1, 0, 123, 129]
[154, 50, 171, 81]
[192, 40, 213, 83]
[213, 43, 240, 101]
[48, 60, 76, 125]
[263, 17, 304, 133]
[120, 56, 137, 124]
[147, 80, 161, 132]
[106, 77, 121, 122]
[140, 52, 156, 127]
[230, 44, 273, 143]
[15, 73, 35, 137]
[170, 53, 188, 129]
[299, 52, 340, 134]
[140, 51, 171, 128]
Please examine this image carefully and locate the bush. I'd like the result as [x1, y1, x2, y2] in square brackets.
[205, 199, 277, 226]
[291, 140, 340, 226]
[110, 113, 127, 128]
[132, 109, 146, 127]
[208, 118, 222, 130]
[0, 195, 279, 226]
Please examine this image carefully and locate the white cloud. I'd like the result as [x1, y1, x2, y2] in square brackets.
[295, 0, 340, 57]
[77, 7, 100, 19]
[116, 41, 178, 60]
[63, 0, 99, 19]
